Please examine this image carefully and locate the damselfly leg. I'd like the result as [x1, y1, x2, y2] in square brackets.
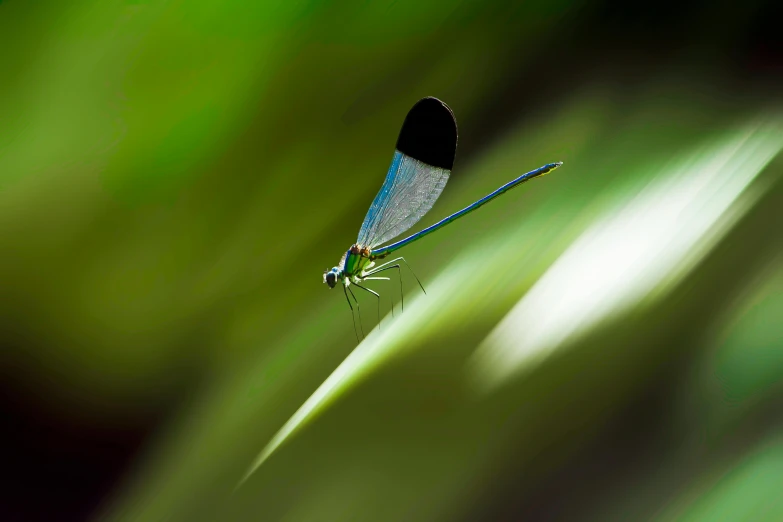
[366, 256, 426, 312]
[353, 282, 382, 331]
[346, 286, 364, 340]
[342, 286, 361, 342]
[362, 276, 393, 317]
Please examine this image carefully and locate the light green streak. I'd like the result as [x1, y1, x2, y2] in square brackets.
[469, 119, 783, 391]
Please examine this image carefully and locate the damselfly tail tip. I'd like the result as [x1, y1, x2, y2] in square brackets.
[537, 161, 563, 177]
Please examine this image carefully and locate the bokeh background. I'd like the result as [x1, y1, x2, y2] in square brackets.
[1, 0, 782, 520]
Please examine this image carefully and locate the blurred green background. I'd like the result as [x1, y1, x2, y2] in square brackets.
[1, 0, 782, 520]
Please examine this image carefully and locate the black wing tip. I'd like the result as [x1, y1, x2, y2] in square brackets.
[396, 97, 458, 170]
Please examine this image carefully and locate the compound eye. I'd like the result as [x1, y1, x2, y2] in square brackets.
[325, 272, 336, 288]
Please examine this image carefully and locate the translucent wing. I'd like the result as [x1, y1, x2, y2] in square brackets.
[356, 97, 458, 249]
[357, 151, 450, 248]
[338, 249, 348, 270]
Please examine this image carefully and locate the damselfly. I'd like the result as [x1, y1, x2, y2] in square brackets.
[323, 97, 562, 339]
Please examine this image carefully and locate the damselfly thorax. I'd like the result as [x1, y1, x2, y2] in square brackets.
[323, 244, 388, 289]
[343, 244, 374, 280]
[345, 244, 392, 276]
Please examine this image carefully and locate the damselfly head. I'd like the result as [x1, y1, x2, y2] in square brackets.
[323, 267, 340, 289]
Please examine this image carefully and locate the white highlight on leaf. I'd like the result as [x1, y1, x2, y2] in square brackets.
[469, 120, 783, 391]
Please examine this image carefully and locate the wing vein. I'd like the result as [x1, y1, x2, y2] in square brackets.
[356, 150, 450, 249]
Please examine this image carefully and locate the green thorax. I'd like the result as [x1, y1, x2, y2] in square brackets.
[343, 244, 375, 277]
